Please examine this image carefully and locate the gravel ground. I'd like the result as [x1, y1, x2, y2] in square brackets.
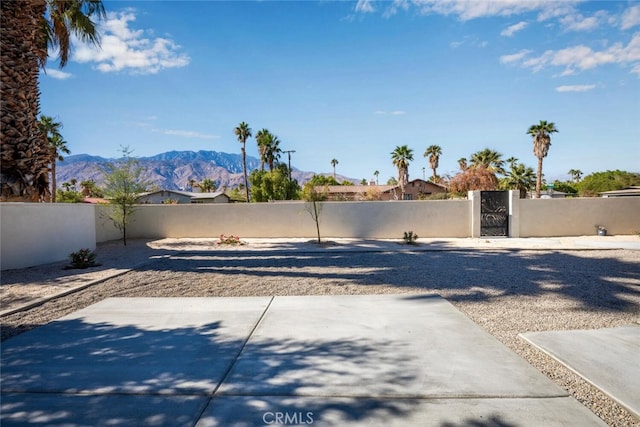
[1, 243, 639, 426]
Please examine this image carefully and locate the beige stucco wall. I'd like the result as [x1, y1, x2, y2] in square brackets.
[1, 203, 96, 270]
[95, 200, 471, 242]
[4, 198, 636, 270]
[518, 197, 640, 237]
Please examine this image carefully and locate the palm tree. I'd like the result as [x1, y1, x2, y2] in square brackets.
[0, 0, 105, 201]
[568, 168, 583, 183]
[331, 159, 338, 178]
[39, 115, 70, 202]
[457, 157, 468, 171]
[255, 129, 281, 172]
[502, 162, 536, 198]
[265, 134, 281, 172]
[527, 120, 559, 198]
[255, 128, 270, 171]
[391, 145, 414, 200]
[423, 145, 442, 182]
[80, 179, 101, 197]
[199, 178, 216, 193]
[470, 148, 505, 175]
[373, 170, 379, 185]
[234, 121, 252, 202]
[505, 156, 519, 168]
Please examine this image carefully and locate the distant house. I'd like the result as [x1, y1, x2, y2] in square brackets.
[600, 186, 640, 198]
[316, 179, 447, 201]
[82, 197, 109, 204]
[135, 190, 230, 204]
[538, 189, 572, 199]
[394, 179, 447, 200]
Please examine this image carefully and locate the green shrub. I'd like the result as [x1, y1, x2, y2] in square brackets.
[403, 231, 419, 245]
[68, 248, 98, 269]
[217, 234, 243, 245]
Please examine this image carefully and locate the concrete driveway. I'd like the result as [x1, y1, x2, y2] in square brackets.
[1, 295, 608, 426]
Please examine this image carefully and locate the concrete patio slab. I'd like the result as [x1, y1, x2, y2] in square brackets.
[1, 297, 272, 395]
[217, 295, 567, 398]
[521, 325, 640, 419]
[1, 296, 610, 426]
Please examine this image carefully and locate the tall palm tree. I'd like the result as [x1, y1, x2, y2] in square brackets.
[0, 0, 105, 201]
[568, 168, 582, 183]
[391, 145, 414, 200]
[39, 115, 70, 202]
[331, 158, 338, 178]
[234, 121, 252, 202]
[423, 145, 442, 182]
[527, 120, 559, 198]
[255, 128, 270, 171]
[265, 134, 281, 172]
[457, 157, 468, 171]
[373, 170, 379, 185]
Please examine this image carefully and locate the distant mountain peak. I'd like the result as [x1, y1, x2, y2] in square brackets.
[57, 149, 331, 191]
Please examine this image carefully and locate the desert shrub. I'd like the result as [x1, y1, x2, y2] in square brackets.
[69, 248, 98, 269]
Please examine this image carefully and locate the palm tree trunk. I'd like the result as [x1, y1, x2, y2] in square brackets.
[535, 156, 543, 198]
[51, 155, 56, 203]
[0, 1, 50, 202]
[241, 145, 249, 202]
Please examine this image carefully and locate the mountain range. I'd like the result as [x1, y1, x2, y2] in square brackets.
[56, 150, 351, 191]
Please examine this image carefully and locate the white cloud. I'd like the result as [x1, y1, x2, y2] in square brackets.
[71, 10, 190, 74]
[555, 84, 596, 92]
[43, 68, 73, 80]
[504, 33, 640, 75]
[449, 35, 488, 49]
[374, 110, 406, 115]
[375, 0, 575, 21]
[501, 21, 528, 37]
[559, 11, 607, 32]
[355, 0, 376, 14]
[621, 5, 640, 30]
[499, 49, 532, 64]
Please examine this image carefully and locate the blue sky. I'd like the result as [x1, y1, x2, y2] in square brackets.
[41, 0, 639, 183]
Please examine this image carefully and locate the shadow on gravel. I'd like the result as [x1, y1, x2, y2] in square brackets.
[136, 249, 640, 312]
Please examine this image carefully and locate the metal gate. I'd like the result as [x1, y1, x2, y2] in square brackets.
[480, 191, 509, 236]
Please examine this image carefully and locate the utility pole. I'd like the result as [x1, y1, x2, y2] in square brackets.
[283, 150, 296, 200]
[283, 150, 296, 180]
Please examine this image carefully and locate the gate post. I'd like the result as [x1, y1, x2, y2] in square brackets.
[509, 190, 520, 238]
[469, 190, 481, 238]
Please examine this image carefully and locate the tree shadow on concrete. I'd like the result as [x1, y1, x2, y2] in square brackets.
[0, 313, 418, 425]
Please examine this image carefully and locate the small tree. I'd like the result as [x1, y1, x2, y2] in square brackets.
[302, 184, 327, 244]
[102, 147, 148, 245]
[249, 164, 301, 202]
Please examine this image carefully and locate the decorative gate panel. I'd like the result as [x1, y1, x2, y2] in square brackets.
[480, 191, 509, 236]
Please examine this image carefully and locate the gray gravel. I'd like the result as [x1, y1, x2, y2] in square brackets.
[2, 247, 639, 426]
